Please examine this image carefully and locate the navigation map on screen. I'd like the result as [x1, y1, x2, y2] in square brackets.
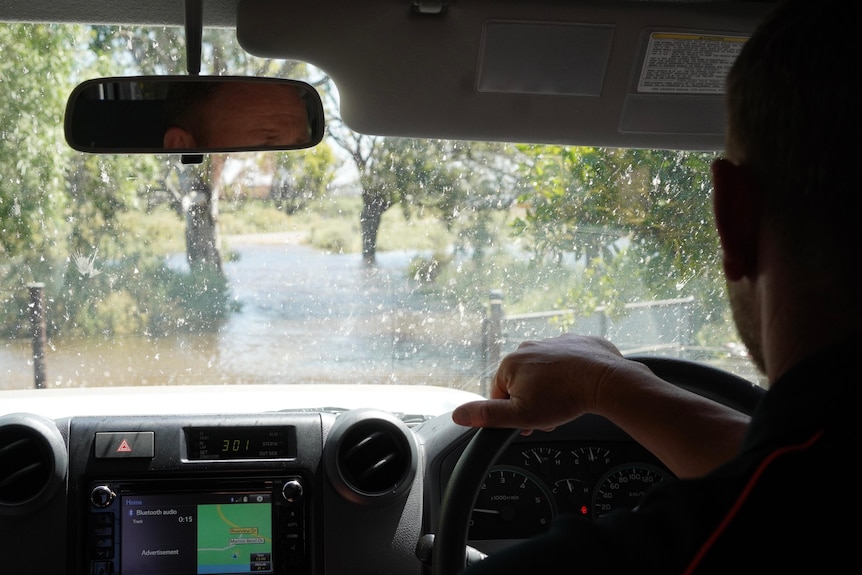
[121, 492, 273, 574]
[197, 501, 272, 574]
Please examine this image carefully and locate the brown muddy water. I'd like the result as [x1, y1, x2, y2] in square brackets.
[1, 238, 490, 392]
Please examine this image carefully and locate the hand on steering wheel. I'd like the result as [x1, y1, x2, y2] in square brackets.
[430, 355, 763, 575]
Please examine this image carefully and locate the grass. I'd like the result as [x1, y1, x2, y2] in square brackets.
[218, 196, 458, 253]
[132, 195, 510, 259]
[118, 205, 186, 254]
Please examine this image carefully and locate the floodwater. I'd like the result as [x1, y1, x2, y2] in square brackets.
[0, 236, 489, 392]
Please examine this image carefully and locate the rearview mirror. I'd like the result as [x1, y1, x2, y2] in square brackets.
[64, 76, 325, 154]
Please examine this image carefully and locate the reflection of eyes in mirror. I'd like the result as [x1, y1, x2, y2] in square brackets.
[162, 81, 311, 149]
[64, 76, 324, 154]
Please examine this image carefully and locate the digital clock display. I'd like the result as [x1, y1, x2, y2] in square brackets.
[185, 426, 296, 460]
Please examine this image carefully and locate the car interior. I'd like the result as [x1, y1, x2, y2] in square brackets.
[0, 1, 775, 574]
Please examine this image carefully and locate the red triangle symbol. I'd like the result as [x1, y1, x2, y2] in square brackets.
[117, 439, 132, 452]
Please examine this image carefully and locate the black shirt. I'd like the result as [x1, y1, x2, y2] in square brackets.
[459, 337, 861, 573]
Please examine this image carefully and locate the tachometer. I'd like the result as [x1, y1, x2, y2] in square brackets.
[469, 466, 556, 540]
[592, 463, 669, 519]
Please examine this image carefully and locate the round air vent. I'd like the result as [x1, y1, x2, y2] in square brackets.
[0, 413, 67, 516]
[324, 409, 418, 505]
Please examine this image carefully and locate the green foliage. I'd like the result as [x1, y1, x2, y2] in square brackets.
[0, 22, 227, 340]
[382, 139, 521, 257]
[66, 154, 164, 256]
[377, 206, 453, 253]
[515, 146, 638, 263]
[2, 239, 234, 340]
[147, 265, 236, 335]
[219, 200, 291, 235]
[327, 133, 521, 261]
[553, 249, 643, 328]
[0, 24, 79, 262]
[407, 252, 451, 284]
[117, 204, 185, 254]
[425, 246, 572, 315]
[514, 145, 725, 338]
[270, 144, 338, 214]
[309, 226, 353, 253]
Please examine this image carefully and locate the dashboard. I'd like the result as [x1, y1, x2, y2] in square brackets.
[0, 361, 763, 575]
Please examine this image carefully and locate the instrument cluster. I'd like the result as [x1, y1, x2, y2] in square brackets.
[468, 439, 672, 542]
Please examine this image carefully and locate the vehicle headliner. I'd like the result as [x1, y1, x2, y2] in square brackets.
[2, 0, 777, 151]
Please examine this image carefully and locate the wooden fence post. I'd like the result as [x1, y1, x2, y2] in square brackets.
[482, 289, 504, 397]
[28, 282, 47, 389]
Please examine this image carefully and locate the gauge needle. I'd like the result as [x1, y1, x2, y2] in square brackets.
[473, 508, 501, 515]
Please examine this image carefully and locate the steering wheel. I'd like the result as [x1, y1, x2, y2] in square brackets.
[431, 355, 765, 575]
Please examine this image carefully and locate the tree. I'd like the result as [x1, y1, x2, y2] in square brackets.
[514, 145, 724, 334]
[0, 23, 170, 338]
[400, 140, 523, 261]
[0, 24, 78, 266]
[91, 25, 336, 275]
[326, 123, 521, 265]
[269, 146, 337, 214]
[323, 127, 385, 264]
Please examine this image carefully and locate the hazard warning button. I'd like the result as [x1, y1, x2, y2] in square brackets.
[94, 432, 155, 459]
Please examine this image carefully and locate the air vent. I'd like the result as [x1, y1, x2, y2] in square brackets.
[324, 409, 418, 505]
[0, 413, 67, 515]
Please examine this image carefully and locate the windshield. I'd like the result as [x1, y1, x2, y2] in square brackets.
[0, 23, 762, 394]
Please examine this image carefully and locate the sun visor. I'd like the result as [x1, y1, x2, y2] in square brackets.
[477, 22, 613, 97]
[238, 0, 767, 150]
[620, 30, 747, 137]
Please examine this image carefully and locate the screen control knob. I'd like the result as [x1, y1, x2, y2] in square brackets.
[281, 479, 304, 504]
[90, 485, 116, 508]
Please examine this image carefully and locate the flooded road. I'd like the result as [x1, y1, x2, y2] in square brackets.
[1, 237, 488, 391]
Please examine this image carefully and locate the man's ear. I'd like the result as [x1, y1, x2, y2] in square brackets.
[163, 126, 196, 149]
[711, 158, 761, 281]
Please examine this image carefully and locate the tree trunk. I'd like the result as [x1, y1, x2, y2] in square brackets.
[180, 166, 223, 274]
[360, 189, 389, 265]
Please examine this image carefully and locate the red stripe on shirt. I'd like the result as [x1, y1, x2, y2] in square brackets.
[682, 429, 825, 575]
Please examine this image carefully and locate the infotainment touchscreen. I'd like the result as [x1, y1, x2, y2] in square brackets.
[120, 491, 274, 574]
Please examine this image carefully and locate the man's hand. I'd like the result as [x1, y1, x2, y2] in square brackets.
[452, 333, 750, 478]
[452, 334, 649, 432]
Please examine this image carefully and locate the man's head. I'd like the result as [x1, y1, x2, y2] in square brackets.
[163, 80, 311, 149]
[711, 0, 856, 375]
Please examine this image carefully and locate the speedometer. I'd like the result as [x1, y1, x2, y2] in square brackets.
[592, 464, 669, 519]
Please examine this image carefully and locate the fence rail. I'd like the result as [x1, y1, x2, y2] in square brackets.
[478, 291, 705, 394]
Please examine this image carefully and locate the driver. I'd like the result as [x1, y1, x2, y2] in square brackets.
[452, 0, 859, 571]
[162, 80, 311, 149]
